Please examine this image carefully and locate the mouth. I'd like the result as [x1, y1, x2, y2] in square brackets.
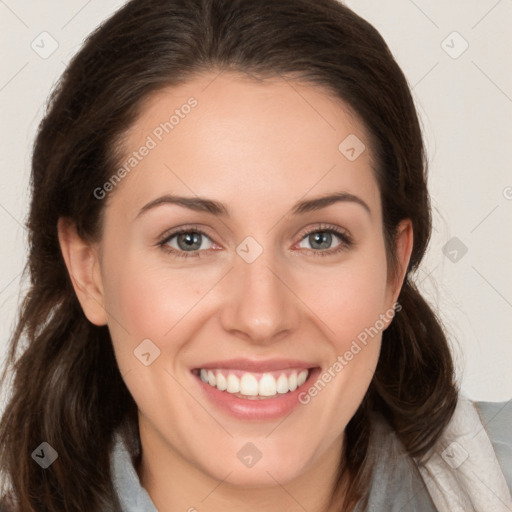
[191, 367, 313, 399]
[190, 359, 321, 420]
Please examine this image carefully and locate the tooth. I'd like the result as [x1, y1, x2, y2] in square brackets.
[199, 368, 310, 396]
[276, 373, 289, 394]
[259, 373, 277, 396]
[288, 372, 298, 392]
[216, 372, 227, 391]
[226, 374, 240, 393]
[297, 369, 308, 387]
[240, 373, 258, 396]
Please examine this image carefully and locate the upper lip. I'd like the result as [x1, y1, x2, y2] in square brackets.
[192, 358, 319, 373]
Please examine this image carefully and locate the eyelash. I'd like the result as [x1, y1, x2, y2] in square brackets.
[157, 223, 353, 259]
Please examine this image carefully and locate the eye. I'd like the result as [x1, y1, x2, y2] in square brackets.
[296, 225, 353, 256]
[158, 226, 216, 258]
[157, 223, 353, 259]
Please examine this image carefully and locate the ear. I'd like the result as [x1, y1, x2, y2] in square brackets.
[386, 218, 414, 307]
[57, 217, 108, 326]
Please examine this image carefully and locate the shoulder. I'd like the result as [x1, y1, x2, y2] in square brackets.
[361, 413, 438, 511]
[473, 399, 512, 493]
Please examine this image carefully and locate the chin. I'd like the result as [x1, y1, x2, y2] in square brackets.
[215, 461, 307, 488]
[195, 444, 315, 488]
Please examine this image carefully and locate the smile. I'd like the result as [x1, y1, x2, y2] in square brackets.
[193, 368, 310, 399]
[190, 359, 322, 420]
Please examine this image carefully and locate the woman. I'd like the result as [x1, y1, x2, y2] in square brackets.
[0, 0, 510, 510]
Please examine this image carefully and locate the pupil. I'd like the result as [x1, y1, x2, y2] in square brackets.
[179, 232, 201, 250]
[311, 231, 331, 249]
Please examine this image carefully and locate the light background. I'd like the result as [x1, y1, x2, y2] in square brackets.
[0, 0, 511, 403]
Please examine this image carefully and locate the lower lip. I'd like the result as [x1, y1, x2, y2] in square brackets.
[191, 368, 321, 421]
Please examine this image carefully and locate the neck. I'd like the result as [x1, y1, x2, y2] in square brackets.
[136, 419, 350, 512]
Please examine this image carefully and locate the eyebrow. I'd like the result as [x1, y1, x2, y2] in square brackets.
[136, 191, 371, 219]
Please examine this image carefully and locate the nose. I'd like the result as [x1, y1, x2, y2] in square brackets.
[219, 248, 301, 346]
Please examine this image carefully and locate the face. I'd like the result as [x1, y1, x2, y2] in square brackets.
[60, 72, 412, 489]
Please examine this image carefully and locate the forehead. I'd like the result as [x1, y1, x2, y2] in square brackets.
[108, 71, 380, 220]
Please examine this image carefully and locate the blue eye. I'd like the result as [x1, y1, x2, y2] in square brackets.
[296, 225, 353, 257]
[159, 228, 214, 258]
[157, 223, 353, 259]
[299, 230, 340, 251]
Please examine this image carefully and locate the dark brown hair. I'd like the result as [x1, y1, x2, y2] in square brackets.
[0, 0, 458, 510]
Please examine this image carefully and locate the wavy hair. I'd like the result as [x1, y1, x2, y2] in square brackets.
[0, 0, 458, 510]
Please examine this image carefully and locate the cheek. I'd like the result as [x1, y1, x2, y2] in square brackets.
[100, 251, 211, 368]
[307, 254, 389, 345]
[298, 259, 388, 439]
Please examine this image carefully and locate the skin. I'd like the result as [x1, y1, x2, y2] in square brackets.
[58, 71, 413, 512]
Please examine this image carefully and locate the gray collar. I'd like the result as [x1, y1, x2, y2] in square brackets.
[110, 432, 158, 512]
